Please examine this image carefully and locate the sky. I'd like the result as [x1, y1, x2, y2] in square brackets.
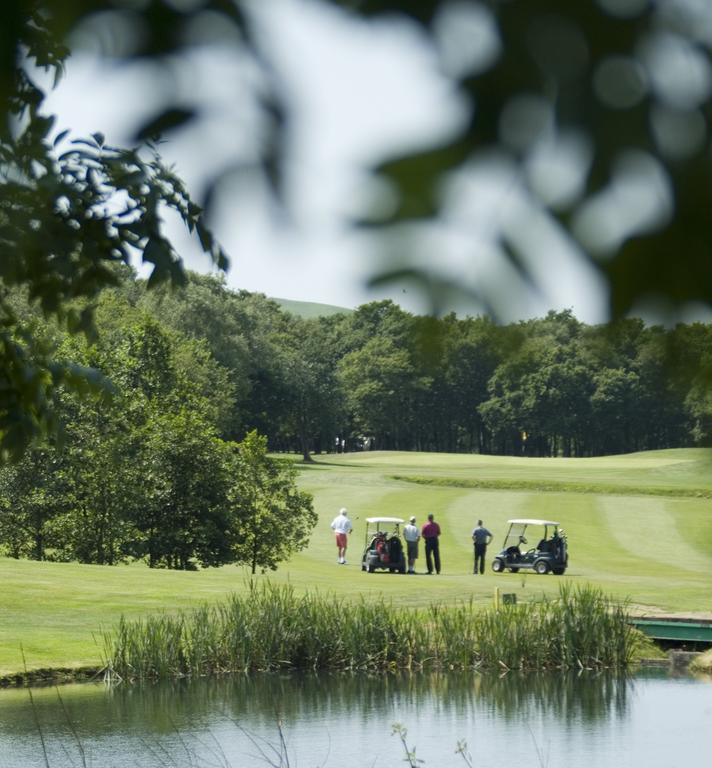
[42, 0, 614, 323]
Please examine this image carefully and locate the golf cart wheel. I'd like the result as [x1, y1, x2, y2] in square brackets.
[492, 559, 504, 573]
[509, 567, 519, 574]
[552, 568, 565, 575]
[367, 562, 375, 573]
[534, 560, 549, 575]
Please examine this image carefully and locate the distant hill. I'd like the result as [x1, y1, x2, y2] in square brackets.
[273, 298, 352, 318]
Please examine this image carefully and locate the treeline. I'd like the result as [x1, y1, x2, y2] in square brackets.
[117, 269, 706, 460]
[21, 267, 712, 462]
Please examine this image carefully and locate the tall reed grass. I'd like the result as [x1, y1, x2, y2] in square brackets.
[103, 582, 650, 681]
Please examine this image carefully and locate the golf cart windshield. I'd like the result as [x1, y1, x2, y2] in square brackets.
[503, 519, 560, 550]
[364, 517, 403, 532]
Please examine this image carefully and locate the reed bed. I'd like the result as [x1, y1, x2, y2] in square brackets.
[103, 582, 650, 681]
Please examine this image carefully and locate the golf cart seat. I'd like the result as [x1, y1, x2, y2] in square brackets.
[505, 545, 521, 560]
[388, 536, 403, 561]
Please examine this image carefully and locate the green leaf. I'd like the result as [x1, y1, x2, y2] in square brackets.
[133, 108, 197, 143]
[53, 127, 69, 147]
[361, 138, 470, 225]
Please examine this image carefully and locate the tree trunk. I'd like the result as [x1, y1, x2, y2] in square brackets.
[300, 433, 313, 462]
[34, 531, 44, 561]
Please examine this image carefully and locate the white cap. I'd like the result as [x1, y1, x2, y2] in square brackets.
[340, 508, 348, 515]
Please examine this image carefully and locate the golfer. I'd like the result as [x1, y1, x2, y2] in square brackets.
[421, 513, 441, 574]
[472, 519, 493, 574]
[330, 507, 353, 564]
[402, 515, 420, 574]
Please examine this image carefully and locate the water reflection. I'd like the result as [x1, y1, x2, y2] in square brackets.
[0, 670, 707, 768]
[0, 670, 631, 734]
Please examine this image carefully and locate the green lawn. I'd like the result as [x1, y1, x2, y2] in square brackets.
[2, 448, 711, 676]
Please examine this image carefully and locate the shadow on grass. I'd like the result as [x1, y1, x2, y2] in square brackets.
[292, 459, 368, 470]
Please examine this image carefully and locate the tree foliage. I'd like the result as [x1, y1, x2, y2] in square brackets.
[0, 282, 319, 569]
[277, 318, 346, 461]
[136, 408, 232, 569]
[341, 1, 712, 320]
[0, 3, 227, 459]
[228, 431, 316, 574]
[0, 445, 66, 560]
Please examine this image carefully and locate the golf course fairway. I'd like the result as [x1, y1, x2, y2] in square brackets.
[2, 448, 711, 677]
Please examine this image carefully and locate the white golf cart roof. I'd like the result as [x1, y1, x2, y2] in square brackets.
[507, 519, 560, 526]
[365, 516, 404, 524]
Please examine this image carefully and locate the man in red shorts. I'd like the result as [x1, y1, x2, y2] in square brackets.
[330, 507, 353, 564]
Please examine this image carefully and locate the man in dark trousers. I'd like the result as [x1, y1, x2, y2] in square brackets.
[471, 519, 493, 575]
[421, 513, 441, 574]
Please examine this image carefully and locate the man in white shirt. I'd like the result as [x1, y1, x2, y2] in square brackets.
[330, 507, 353, 564]
[402, 515, 420, 574]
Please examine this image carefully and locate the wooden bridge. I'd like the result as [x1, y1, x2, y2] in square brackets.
[629, 616, 712, 644]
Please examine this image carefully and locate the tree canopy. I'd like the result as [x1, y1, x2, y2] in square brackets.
[228, 431, 316, 574]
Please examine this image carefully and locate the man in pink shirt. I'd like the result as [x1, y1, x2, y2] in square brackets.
[421, 513, 441, 574]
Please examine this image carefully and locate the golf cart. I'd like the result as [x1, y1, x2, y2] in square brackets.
[361, 517, 407, 574]
[491, 519, 568, 575]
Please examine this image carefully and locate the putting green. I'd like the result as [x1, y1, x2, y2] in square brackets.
[1, 448, 710, 676]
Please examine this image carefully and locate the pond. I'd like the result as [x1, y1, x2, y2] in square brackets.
[0, 669, 709, 767]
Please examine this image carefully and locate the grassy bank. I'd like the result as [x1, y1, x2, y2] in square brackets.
[104, 582, 651, 679]
[690, 649, 712, 674]
[1, 448, 711, 676]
